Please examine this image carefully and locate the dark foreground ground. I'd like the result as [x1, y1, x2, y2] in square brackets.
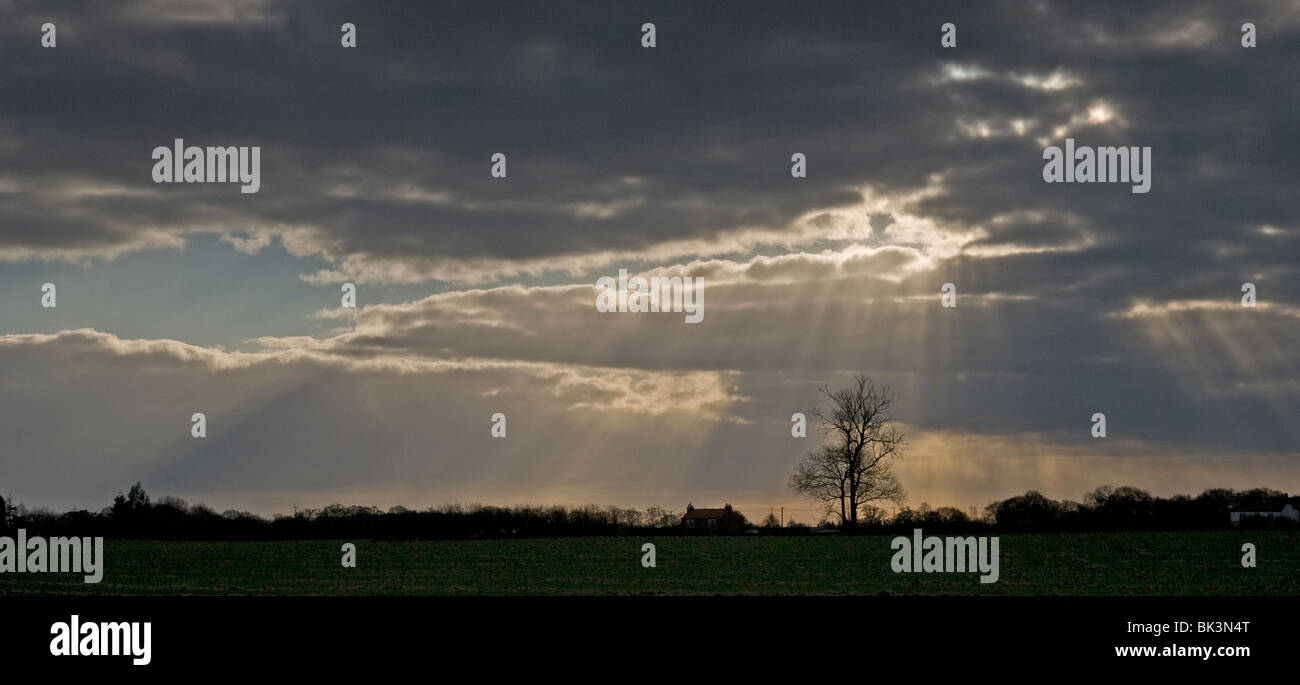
[3, 531, 1296, 595]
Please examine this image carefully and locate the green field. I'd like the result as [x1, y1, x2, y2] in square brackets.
[3, 532, 1297, 596]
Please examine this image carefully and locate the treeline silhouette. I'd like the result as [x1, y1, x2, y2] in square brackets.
[0, 483, 685, 540]
[875, 485, 1300, 534]
[0, 482, 1294, 541]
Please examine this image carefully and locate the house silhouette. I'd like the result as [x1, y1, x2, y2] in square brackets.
[681, 503, 748, 533]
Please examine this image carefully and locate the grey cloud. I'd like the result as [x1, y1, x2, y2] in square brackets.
[0, 0, 1292, 288]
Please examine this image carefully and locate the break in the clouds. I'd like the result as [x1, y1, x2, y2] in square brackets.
[0, 0, 1297, 514]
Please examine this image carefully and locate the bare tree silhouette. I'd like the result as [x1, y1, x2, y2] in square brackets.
[788, 374, 906, 528]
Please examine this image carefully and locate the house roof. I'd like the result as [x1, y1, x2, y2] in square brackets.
[682, 508, 729, 520]
[1230, 501, 1294, 512]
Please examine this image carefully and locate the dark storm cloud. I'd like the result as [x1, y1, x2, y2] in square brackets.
[2, 0, 1292, 286]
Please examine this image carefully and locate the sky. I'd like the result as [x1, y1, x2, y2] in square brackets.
[1, 0, 1298, 518]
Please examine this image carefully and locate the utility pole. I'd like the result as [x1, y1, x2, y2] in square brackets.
[780, 506, 784, 528]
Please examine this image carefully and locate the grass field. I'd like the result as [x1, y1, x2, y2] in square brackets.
[3, 531, 1297, 596]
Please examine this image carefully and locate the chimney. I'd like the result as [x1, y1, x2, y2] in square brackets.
[686, 503, 694, 513]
